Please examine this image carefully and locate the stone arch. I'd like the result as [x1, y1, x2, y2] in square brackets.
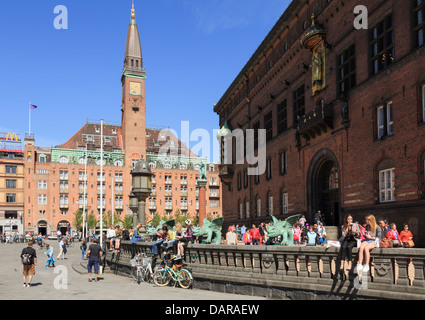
[307, 148, 341, 226]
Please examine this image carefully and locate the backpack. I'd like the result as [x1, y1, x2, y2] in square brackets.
[22, 253, 32, 265]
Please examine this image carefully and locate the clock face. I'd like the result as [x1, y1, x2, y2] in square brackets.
[129, 82, 141, 96]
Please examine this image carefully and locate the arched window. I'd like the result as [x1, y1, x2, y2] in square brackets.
[59, 156, 69, 164]
[78, 157, 86, 165]
[114, 159, 123, 167]
[39, 154, 47, 163]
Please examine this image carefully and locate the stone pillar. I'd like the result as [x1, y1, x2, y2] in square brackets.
[395, 258, 410, 286]
[137, 199, 148, 239]
[197, 179, 207, 227]
[412, 259, 425, 287]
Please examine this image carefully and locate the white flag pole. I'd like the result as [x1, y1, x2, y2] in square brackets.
[28, 102, 31, 136]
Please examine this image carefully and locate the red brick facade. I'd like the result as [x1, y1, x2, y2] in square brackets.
[215, 0, 425, 245]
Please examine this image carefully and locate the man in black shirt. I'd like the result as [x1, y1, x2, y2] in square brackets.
[20, 241, 37, 288]
[87, 237, 102, 282]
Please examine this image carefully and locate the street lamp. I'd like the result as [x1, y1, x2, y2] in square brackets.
[130, 159, 153, 238]
[129, 191, 139, 228]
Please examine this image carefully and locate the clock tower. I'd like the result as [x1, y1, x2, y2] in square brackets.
[121, 3, 146, 166]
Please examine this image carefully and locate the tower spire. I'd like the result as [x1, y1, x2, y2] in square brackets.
[122, 1, 144, 77]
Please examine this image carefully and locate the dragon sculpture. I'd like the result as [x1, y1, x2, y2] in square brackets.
[192, 217, 224, 244]
[266, 214, 301, 246]
[146, 219, 175, 236]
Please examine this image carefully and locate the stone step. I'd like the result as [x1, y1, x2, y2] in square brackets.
[324, 226, 339, 241]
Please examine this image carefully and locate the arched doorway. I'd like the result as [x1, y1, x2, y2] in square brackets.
[37, 220, 48, 236]
[307, 149, 341, 226]
[58, 220, 70, 236]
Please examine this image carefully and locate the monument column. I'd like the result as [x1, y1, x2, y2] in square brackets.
[197, 180, 207, 227]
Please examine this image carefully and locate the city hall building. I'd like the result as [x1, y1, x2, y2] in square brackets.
[215, 0, 425, 245]
[23, 5, 222, 236]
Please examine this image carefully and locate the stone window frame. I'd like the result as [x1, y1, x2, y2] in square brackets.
[369, 13, 395, 75]
[256, 196, 261, 217]
[281, 192, 289, 215]
[337, 43, 356, 96]
[376, 101, 394, 140]
[264, 110, 273, 142]
[277, 99, 288, 135]
[293, 84, 305, 127]
[279, 149, 288, 176]
[413, 0, 425, 48]
[376, 158, 396, 204]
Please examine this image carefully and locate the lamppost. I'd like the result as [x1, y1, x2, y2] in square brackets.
[130, 159, 152, 238]
[129, 191, 139, 228]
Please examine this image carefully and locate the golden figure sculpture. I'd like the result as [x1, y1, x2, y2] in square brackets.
[312, 51, 322, 84]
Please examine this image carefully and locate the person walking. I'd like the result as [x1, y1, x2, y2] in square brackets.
[57, 238, 65, 260]
[87, 237, 103, 282]
[80, 238, 87, 260]
[21, 241, 37, 288]
[44, 244, 55, 268]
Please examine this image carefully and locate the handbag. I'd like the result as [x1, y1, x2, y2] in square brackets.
[408, 239, 415, 248]
[380, 237, 393, 248]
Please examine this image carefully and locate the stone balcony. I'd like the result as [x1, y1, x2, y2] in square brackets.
[298, 102, 334, 141]
[218, 164, 234, 185]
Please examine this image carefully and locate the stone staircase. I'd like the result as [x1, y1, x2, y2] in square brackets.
[325, 226, 339, 241]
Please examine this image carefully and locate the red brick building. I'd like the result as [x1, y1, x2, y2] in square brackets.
[23, 5, 222, 236]
[215, 0, 425, 245]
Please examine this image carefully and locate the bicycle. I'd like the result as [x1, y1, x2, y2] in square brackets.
[130, 253, 157, 284]
[152, 246, 193, 289]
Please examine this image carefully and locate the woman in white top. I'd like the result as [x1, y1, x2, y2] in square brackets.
[226, 225, 237, 245]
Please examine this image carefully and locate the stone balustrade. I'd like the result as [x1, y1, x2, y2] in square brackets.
[104, 241, 425, 300]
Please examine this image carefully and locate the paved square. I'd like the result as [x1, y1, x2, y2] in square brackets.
[0, 240, 268, 300]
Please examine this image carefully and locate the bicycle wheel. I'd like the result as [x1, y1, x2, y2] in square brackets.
[131, 267, 143, 284]
[142, 266, 153, 283]
[153, 269, 171, 287]
[178, 269, 192, 289]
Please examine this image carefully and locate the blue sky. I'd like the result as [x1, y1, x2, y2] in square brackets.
[0, 0, 290, 162]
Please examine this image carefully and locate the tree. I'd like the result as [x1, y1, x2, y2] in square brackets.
[87, 211, 97, 231]
[123, 213, 133, 230]
[149, 212, 162, 228]
[173, 209, 186, 226]
[104, 210, 122, 227]
[73, 209, 84, 231]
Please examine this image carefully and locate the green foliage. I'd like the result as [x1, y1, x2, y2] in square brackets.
[104, 210, 122, 227]
[123, 213, 133, 229]
[87, 211, 97, 230]
[149, 212, 162, 228]
[73, 209, 84, 230]
[173, 209, 186, 226]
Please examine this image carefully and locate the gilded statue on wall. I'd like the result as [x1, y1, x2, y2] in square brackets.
[300, 13, 327, 95]
[311, 41, 326, 95]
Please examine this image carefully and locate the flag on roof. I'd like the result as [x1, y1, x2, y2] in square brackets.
[30, 104, 38, 109]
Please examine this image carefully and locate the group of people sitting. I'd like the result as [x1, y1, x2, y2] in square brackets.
[151, 219, 195, 261]
[338, 214, 414, 273]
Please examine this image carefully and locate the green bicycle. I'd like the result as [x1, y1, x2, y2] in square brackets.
[153, 261, 193, 289]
